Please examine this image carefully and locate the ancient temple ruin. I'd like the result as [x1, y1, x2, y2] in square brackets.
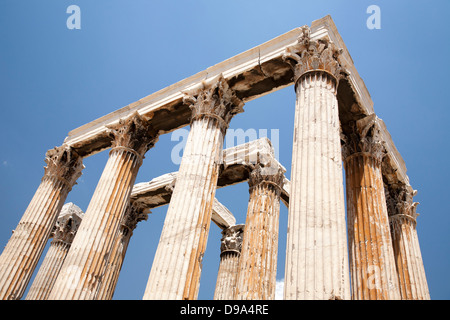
[0, 15, 429, 300]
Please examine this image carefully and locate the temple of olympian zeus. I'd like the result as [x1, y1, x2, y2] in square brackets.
[0, 15, 429, 300]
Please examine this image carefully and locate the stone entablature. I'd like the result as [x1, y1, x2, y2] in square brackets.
[62, 16, 407, 190]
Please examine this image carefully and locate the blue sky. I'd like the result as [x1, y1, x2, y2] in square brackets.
[0, 0, 449, 300]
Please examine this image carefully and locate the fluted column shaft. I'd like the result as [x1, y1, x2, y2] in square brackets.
[345, 153, 400, 299]
[235, 165, 284, 300]
[143, 116, 222, 300]
[143, 75, 243, 300]
[283, 28, 350, 300]
[26, 203, 84, 300]
[214, 225, 244, 300]
[26, 241, 70, 300]
[48, 112, 158, 300]
[343, 115, 400, 300]
[390, 214, 429, 300]
[385, 185, 430, 300]
[95, 202, 149, 300]
[0, 147, 83, 300]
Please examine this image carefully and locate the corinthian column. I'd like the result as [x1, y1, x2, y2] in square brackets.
[0, 146, 83, 300]
[235, 163, 285, 300]
[214, 224, 244, 300]
[342, 115, 400, 300]
[282, 27, 350, 300]
[143, 75, 244, 300]
[95, 201, 149, 300]
[48, 112, 159, 300]
[25, 203, 84, 300]
[386, 184, 430, 300]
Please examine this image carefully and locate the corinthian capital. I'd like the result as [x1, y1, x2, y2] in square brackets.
[220, 224, 245, 255]
[121, 201, 150, 236]
[182, 74, 244, 133]
[44, 145, 84, 190]
[341, 114, 386, 163]
[248, 163, 285, 193]
[283, 26, 343, 82]
[385, 183, 418, 219]
[106, 111, 160, 160]
[51, 202, 84, 244]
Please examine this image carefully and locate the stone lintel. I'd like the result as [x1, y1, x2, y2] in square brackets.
[131, 172, 236, 229]
[60, 15, 409, 188]
[63, 28, 303, 157]
[131, 138, 290, 229]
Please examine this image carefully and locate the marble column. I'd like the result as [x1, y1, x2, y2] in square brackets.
[0, 146, 83, 300]
[48, 112, 159, 300]
[143, 75, 244, 300]
[95, 201, 149, 300]
[282, 26, 350, 300]
[342, 115, 400, 300]
[25, 203, 84, 300]
[386, 184, 430, 300]
[214, 224, 244, 300]
[235, 164, 285, 300]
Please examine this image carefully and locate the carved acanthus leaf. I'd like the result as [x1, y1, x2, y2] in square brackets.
[107, 111, 160, 158]
[341, 114, 386, 163]
[283, 26, 343, 82]
[220, 224, 245, 254]
[385, 183, 418, 219]
[248, 162, 285, 192]
[44, 145, 84, 190]
[183, 74, 244, 132]
[121, 201, 150, 235]
[52, 202, 84, 244]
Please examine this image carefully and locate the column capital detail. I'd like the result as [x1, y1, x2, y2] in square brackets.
[121, 201, 150, 235]
[282, 26, 344, 84]
[220, 224, 245, 256]
[248, 163, 285, 192]
[341, 114, 386, 164]
[44, 145, 84, 191]
[385, 183, 419, 220]
[51, 203, 84, 244]
[182, 74, 244, 133]
[389, 213, 417, 227]
[106, 111, 160, 161]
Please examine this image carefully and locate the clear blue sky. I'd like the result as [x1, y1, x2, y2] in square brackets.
[0, 0, 449, 300]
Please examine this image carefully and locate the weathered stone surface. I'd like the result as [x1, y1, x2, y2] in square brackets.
[25, 203, 84, 300]
[130, 137, 288, 228]
[0, 15, 426, 301]
[235, 164, 285, 300]
[62, 16, 408, 192]
[95, 202, 150, 300]
[343, 115, 400, 300]
[385, 184, 430, 300]
[48, 113, 159, 300]
[283, 26, 343, 83]
[284, 43, 350, 299]
[183, 74, 244, 134]
[214, 224, 244, 300]
[143, 75, 243, 300]
[0, 146, 83, 300]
